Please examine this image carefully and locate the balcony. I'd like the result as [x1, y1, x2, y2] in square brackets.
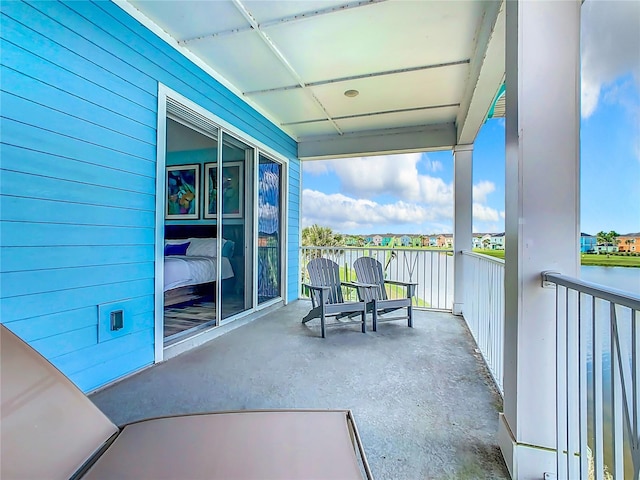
[91, 300, 510, 479]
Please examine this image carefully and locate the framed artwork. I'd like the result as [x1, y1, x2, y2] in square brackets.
[165, 164, 200, 220]
[204, 162, 244, 219]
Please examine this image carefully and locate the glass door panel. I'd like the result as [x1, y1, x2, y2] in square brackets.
[164, 118, 218, 341]
[257, 154, 282, 304]
[220, 133, 254, 320]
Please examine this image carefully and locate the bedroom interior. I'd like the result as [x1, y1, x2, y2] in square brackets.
[163, 119, 253, 341]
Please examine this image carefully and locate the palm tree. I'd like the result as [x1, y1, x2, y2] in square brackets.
[596, 230, 620, 256]
[302, 224, 344, 247]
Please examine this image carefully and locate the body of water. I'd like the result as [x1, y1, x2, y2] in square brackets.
[580, 265, 640, 295]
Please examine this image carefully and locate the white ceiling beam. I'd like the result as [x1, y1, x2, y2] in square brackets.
[283, 103, 459, 126]
[231, 0, 343, 135]
[455, 0, 506, 144]
[298, 123, 456, 160]
[179, 0, 388, 45]
[244, 59, 470, 96]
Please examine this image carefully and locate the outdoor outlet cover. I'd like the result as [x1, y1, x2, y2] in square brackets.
[110, 310, 124, 331]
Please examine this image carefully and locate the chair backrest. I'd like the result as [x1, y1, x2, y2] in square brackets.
[1, 324, 119, 480]
[353, 256, 388, 302]
[306, 258, 344, 305]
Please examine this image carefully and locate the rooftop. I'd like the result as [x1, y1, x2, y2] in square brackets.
[91, 301, 509, 479]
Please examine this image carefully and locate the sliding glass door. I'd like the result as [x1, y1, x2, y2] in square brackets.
[220, 133, 254, 321]
[257, 154, 282, 304]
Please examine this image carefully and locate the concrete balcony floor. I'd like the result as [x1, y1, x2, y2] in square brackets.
[90, 300, 509, 480]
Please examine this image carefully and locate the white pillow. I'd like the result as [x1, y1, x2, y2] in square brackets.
[164, 237, 228, 257]
[186, 237, 221, 257]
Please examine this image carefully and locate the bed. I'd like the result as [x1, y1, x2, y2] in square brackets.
[164, 236, 235, 306]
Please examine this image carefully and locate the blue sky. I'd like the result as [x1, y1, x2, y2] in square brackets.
[302, 0, 639, 236]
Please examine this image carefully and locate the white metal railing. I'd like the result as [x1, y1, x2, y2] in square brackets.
[461, 251, 505, 395]
[300, 247, 454, 310]
[543, 271, 640, 480]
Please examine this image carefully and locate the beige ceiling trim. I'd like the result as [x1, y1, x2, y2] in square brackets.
[231, 0, 343, 135]
[298, 123, 457, 160]
[456, 0, 505, 143]
[282, 103, 460, 126]
[179, 0, 388, 45]
[244, 60, 471, 96]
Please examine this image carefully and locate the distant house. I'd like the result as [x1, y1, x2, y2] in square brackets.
[472, 236, 483, 249]
[381, 236, 394, 247]
[400, 235, 411, 247]
[594, 244, 618, 254]
[580, 233, 597, 253]
[411, 236, 422, 247]
[436, 234, 453, 248]
[490, 233, 505, 250]
[372, 235, 382, 246]
[618, 233, 640, 253]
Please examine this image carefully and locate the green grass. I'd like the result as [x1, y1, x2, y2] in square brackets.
[472, 249, 640, 267]
[580, 253, 640, 267]
[472, 248, 505, 259]
[337, 265, 430, 307]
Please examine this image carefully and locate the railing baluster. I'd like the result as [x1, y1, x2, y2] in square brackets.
[567, 288, 580, 477]
[611, 302, 624, 477]
[578, 292, 589, 479]
[633, 309, 640, 480]
[593, 296, 605, 480]
[557, 285, 568, 478]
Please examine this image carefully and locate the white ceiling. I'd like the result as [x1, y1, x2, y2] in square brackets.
[125, 0, 505, 159]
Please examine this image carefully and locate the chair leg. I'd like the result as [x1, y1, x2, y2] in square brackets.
[408, 304, 413, 328]
[361, 311, 366, 333]
[372, 301, 378, 332]
[320, 309, 326, 338]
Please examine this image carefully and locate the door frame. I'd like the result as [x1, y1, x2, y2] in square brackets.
[154, 84, 289, 363]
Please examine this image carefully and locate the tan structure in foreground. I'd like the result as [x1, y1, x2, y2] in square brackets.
[0, 325, 372, 479]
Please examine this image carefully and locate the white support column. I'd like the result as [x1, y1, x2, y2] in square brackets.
[453, 144, 473, 316]
[498, 1, 581, 479]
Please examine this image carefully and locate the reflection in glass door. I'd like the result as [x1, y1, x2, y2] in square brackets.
[220, 133, 254, 320]
[257, 154, 282, 304]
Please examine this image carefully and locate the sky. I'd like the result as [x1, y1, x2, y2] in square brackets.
[301, 0, 640, 236]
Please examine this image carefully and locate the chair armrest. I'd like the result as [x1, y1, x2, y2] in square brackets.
[383, 280, 417, 287]
[302, 283, 330, 292]
[383, 280, 416, 297]
[341, 281, 377, 289]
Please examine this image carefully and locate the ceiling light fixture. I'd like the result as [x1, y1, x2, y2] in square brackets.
[344, 89, 359, 98]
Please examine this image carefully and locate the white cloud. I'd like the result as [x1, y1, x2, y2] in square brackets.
[302, 160, 330, 175]
[473, 181, 496, 203]
[302, 189, 452, 231]
[329, 153, 423, 200]
[302, 155, 504, 233]
[581, 0, 640, 118]
[305, 153, 455, 204]
[472, 203, 500, 222]
[422, 157, 444, 173]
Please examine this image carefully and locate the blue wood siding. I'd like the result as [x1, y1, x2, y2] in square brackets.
[0, 0, 298, 392]
[287, 159, 301, 302]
